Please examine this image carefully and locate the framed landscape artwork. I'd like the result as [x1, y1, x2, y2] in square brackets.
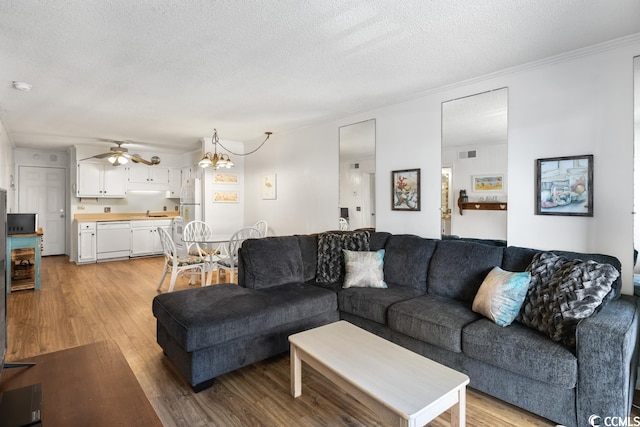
[391, 169, 420, 211]
[535, 154, 593, 217]
[213, 191, 239, 203]
[472, 174, 504, 192]
[213, 172, 238, 184]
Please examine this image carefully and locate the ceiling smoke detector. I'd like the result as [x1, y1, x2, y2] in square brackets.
[12, 81, 32, 92]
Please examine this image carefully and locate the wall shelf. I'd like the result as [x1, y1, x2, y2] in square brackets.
[458, 199, 507, 215]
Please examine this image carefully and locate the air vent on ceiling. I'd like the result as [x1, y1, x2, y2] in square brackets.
[458, 150, 477, 160]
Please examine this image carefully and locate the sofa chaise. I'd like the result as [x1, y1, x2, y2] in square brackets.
[152, 231, 639, 427]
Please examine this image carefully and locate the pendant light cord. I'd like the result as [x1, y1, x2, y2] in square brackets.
[213, 130, 272, 157]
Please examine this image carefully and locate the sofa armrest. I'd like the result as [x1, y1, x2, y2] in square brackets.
[576, 296, 639, 425]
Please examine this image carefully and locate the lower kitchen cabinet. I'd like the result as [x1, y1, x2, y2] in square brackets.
[130, 220, 171, 257]
[77, 222, 97, 264]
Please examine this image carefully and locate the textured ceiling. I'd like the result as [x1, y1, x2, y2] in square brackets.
[1, 0, 640, 153]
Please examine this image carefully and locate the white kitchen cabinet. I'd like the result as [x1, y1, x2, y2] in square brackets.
[130, 220, 171, 257]
[77, 222, 97, 264]
[167, 167, 182, 198]
[77, 162, 127, 198]
[128, 165, 169, 186]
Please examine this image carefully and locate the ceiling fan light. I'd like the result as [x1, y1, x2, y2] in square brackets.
[112, 155, 128, 166]
[108, 155, 117, 164]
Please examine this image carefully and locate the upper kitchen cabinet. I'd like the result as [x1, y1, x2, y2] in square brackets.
[167, 167, 182, 198]
[77, 162, 127, 198]
[127, 164, 170, 191]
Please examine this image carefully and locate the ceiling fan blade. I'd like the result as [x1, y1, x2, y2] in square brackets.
[93, 152, 113, 159]
[130, 154, 153, 165]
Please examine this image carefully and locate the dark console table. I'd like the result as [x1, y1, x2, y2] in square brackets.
[0, 341, 162, 427]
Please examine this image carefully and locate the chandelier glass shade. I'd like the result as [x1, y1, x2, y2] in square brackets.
[198, 151, 234, 169]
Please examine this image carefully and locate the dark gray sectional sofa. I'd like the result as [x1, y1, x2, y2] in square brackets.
[152, 231, 639, 427]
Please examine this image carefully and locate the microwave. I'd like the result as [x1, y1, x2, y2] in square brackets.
[7, 213, 38, 235]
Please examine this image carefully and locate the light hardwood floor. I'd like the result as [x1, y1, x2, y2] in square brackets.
[4, 255, 635, 426]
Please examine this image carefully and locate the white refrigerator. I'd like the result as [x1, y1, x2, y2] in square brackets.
[180, 177, 202, 223]
[172, 177, 202, 256]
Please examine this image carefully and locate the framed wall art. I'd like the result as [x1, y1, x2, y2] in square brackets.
[262, 174, 276, 200]
[391, 168, 420, 211]
[472, 174, 504, 192]
[213, 172, 238, 184]
[213, 191, 239, 203]
[535, 154, 593, 217]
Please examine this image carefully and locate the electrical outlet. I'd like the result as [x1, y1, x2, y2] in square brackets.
[104, 207, 111, 213]
[163, 206, 167, 211]
[174, 206, 179, 211]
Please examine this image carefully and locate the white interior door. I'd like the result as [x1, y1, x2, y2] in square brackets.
[18, 166, 66, 255]
[362, 173, 375, 228]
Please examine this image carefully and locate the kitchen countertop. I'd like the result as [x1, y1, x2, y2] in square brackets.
[74, 212, 180, 222]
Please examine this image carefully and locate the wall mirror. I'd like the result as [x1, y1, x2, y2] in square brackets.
[441, 88, 508, 241]
[339, 119, 376, 231]
[633, 55, 639, 273]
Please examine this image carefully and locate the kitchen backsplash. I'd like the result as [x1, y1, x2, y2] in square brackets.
[73, 192, 179, 214]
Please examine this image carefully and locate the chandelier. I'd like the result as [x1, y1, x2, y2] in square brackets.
[199, 129, 272, 169]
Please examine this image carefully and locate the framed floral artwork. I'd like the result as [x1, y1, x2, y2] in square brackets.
[391, 169, 420, 211]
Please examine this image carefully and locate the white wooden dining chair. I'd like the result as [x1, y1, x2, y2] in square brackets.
[252, 220, 268, 237]
[183, 220, 220, 284]
[217, 226, 261, 283]
[156, 227, 206, 292]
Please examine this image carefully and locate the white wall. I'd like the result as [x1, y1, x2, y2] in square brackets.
[201, 138, 246, 237]
[0, 117, 14, 209]
[244, 121, 341, 236]
[245, 35, 640, 295]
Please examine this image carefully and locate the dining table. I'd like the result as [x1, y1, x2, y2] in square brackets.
[181, 235, 231, 286]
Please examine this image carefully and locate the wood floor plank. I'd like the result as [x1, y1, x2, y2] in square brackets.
[4, 255, 635, 426]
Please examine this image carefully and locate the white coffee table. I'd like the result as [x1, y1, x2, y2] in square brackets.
[289, 321, 470, 427]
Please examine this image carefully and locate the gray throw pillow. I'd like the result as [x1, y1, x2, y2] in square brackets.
[315, 231, 370, 283]
[519, 252, 619, 347]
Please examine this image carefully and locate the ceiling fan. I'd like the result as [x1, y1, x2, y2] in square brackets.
[80, 141, 160, 166]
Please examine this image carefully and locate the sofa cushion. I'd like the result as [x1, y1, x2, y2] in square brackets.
[519, 252, 619, 347]
[343, 249, 387, 289]
[472, 267, 531, 327]
[388, 294, 481, 353]
[369, 231, 392, 251]
[338, 287, 423, 325]
[428, 240, 504, 303]
[239, 236, 304, 289]
[315, 231, 370, 283]
[382, 235, 437, 292]
[152, 283, 337, 352]
[463, 318, 577, 388]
